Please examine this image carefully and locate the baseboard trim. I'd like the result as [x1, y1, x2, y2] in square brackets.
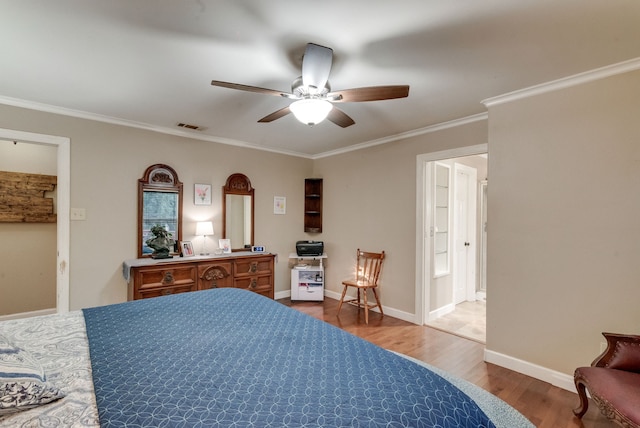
[274, 290, 291, 300]
[0, 307, 57, 321]
[428, 303, 455, 321]
[277, 288, 418, 324]
[484, 349, 576, 393]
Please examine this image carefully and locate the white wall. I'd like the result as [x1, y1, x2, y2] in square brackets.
[486, 68, 640, 376]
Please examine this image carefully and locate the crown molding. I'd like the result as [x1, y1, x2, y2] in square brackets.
[482, 57, 640, 107]
[0, 95, 313, 158]
[312, 112, 488, 159]
[0, 94, 488, 159]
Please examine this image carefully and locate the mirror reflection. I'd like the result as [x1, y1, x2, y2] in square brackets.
[225, 194, 252, 248]
[222, 173, 254, 251]
[138, 164, 183, 258]
[141, 191, 179, 255]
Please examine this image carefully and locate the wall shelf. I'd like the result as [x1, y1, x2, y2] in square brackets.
[304, 178, 323, 233]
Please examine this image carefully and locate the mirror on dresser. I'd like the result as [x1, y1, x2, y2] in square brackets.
[222, 173, 254, 251]
[137, 164, 183, 258]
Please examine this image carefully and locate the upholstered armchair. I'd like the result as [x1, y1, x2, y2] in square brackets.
[573, 332, 640, 427]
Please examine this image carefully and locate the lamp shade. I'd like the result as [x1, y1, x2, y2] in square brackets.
[195, 221, 214, 236]
[289, 99, 333, 126]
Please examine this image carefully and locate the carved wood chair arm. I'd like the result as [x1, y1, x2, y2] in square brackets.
[592, 332, 640, 371]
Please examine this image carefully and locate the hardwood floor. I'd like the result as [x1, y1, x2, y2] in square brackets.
[280, 297, 615, 428]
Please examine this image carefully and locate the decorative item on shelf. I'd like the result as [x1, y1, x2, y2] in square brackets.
[180, 241, 194, 257]
[196, 221, 214, 255]
[145, 224, 175, 259]
[218, 239, 231, 254]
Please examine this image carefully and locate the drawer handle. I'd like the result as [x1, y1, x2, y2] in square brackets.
[161, 289, 173, 296]
[162, 271, 175, 285]
[248, 262, 258, 273]
[201, 266, 229, 289]
[249, 279, 257, 289]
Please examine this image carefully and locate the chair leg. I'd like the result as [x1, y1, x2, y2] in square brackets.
[337, 285, 348, 315]
[573, 378, 590, 418]
[363, 289, 369, 324]
[372, 288, 383, 317]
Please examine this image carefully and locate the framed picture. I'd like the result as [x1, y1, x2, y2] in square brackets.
[180, 241, 194, 257]
[218, 239, 231, 254]
[273, 196, 286, 214]
[194, 184, 211, 205]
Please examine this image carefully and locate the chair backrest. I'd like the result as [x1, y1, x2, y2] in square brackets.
[354, 248, 385, 286]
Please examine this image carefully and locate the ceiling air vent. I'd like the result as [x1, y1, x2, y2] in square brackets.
[176, 122, 205, 131]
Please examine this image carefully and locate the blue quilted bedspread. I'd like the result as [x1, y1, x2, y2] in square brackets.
[83, 288, 496, 427]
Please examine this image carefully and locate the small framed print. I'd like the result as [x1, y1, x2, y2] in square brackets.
[194, 184, 211, 205]
[274, 196, 286, 214]
[180, 241, 194, 257]
[218, 239, 231, 254]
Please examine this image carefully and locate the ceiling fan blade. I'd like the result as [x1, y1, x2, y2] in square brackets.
[301, 43, 333, 93]
[328, 85, 410, 103]
[327, 107, 355, 128]
[211, 80, 293, 98]
[258, 106, 291, 123]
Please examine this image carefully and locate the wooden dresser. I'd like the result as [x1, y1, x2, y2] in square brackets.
[124, 252, 276, 300]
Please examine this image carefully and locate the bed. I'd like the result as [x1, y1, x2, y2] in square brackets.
[1, 288, 533, 427]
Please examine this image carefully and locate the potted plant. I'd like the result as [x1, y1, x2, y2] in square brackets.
[145, 224, 175, 259]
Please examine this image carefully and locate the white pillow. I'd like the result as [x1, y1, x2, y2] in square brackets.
[0, 333, 65, 415]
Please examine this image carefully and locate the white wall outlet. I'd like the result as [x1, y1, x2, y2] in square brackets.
[70, 208, 86, 220]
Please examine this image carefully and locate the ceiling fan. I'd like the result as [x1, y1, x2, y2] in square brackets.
[211, 43, 410, 127]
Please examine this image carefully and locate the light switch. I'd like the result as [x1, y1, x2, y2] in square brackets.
[70, 208, 86, 220]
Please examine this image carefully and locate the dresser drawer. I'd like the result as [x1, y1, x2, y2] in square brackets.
[234, 257, 272, 277]
[234, 275, 273, 297]
[136, 283, 197, 299]
[198, 262, 233, 290]
[131, 265, 197, 299]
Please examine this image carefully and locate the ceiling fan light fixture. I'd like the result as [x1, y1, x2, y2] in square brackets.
[289, 99, 333, 126]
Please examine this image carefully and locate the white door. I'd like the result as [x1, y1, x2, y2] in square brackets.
[453, 164, 477, 304]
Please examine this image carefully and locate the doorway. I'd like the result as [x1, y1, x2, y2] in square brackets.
[415, 145, 487, 343]
[0, 128, 70, 315]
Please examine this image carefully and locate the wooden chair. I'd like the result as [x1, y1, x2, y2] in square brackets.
[337, 249, 385, 324]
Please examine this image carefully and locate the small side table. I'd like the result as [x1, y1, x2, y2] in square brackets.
[289, 253, 327, 301]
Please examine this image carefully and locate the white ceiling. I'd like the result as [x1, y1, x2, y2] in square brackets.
[1, 1, 639, 158]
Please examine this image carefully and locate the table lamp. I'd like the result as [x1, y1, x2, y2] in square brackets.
[195, 221, 214, 255]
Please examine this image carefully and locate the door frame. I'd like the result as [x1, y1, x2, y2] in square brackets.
[0, 127, 70, 313]
[415, 144, 487, 325]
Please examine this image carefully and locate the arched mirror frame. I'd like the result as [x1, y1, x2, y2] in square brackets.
[138, 164, 183, 258]
[222, 173, 254, 251]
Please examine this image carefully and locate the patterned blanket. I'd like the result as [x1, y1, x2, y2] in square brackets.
[0, 312, 99, 427]
[83, 288, 502, 427]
